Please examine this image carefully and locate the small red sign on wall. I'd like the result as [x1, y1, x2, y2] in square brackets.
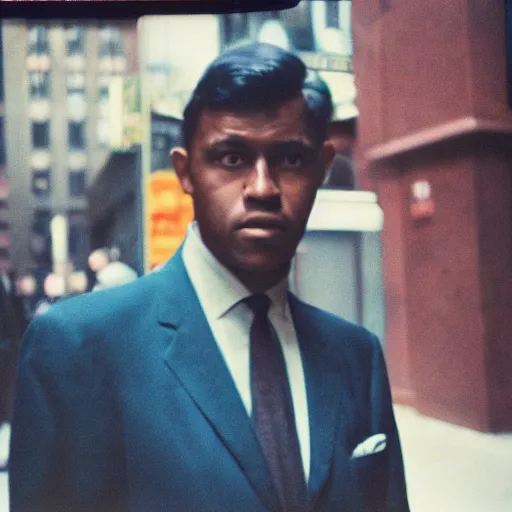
[410, 180, 435, 220]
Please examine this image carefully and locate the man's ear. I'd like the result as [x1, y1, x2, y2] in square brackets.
[171, 147, 194, 195]
[321, 142, 336, 181]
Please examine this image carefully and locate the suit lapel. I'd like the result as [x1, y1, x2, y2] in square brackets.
[157, 252, 280, 512]
[289, 295, 345, 505]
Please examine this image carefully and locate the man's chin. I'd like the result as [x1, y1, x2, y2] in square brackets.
[227, 252, 292, 280]
[234, 248, 292, 270]
[207, 239, 295, 284]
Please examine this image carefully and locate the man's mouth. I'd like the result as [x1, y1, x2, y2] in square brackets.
[238, 216, 286, 229]
[236, 216, 287, 239]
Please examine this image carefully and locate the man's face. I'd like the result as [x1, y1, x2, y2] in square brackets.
[173, 97, 334, 285]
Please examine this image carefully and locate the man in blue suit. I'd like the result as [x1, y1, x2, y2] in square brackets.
[10, 43, 409, 512]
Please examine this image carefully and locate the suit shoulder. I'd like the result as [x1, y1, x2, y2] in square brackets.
[23, 271, 166, 354]
[44, 271, 160, 324]
[19, 272, 166, 373]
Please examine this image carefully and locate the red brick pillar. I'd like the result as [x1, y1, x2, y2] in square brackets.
[353, 0, 512, 431]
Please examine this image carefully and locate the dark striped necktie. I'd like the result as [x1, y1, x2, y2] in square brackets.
[245, 294, 307, 512]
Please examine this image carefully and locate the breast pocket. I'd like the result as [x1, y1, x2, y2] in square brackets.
[348, 450, 388, 512]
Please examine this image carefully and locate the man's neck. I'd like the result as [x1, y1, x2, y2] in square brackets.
[227, 264, 291, 295]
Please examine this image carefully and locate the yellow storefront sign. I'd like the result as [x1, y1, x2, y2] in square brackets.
[146, 170, 194, 270]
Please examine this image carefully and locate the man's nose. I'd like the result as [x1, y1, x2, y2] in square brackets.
[244, 157, 280, 202]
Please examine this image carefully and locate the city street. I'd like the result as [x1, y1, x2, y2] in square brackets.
[1, 405, 512, 511]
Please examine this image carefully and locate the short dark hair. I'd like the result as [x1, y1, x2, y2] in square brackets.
[182, 43, 333, 150]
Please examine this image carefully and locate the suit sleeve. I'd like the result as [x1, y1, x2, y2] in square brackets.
[368, 334, 410, 512]
[9, 308, 126, 512]
[8, 313, 74, 512]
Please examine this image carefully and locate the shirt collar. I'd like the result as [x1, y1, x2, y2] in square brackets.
[183, 221, 289, 320]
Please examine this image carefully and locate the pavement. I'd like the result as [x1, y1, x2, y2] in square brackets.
[0, 476, 5, 512]
[1, 405, 512, 511]
[395, 405, 512, 511]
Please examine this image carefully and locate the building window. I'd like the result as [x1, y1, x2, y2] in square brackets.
[97, 75, 111, 147]
[30, 210, 52, 266]
[32, 122, 50, 149]
[27, 25, 49, 55]
[99, 84, 109, 101]
[66, 25, 85, 55]
[69, 169, 86, 197]
[32, 169, 51, 198]
[98, 24, 126, 75]
[99, 24, 123, 56]
[27, 24, 51, 73]
[67, 72, 85, 92]
[68, 121, 86, 150]
[325, 1, 340, 29]
[66, 25, 86, 72]
[29, 70, 51, 98]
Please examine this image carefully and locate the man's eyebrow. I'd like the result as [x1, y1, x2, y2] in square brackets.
[206, 135, 251, 148]
[206, 136, 316, 150]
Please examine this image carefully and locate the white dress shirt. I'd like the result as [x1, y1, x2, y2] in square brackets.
[182, 221, 311, 481]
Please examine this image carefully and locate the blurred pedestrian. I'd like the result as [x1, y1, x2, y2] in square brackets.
[15, 274, 38, 325]
[87, 247, 111, 275]
[88, 246, 138, 291]
[92, 260, 138, 291]
[0, 270, 23, 470]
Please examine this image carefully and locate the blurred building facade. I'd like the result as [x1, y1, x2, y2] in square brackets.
[0, 26, 10, 275]
[1, 20, 138, 296]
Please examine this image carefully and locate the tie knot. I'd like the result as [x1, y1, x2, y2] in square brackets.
[244, 294, 271, 316]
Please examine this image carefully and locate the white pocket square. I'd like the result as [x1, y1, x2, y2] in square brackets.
[350, 433, 387, 459]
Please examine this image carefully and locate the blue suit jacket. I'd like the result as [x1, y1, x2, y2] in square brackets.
[9, 250, 409, 512]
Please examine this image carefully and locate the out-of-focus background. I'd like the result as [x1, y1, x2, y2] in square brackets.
[1, 1, 512, 509]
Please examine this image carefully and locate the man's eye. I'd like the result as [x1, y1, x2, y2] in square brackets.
[220, 153, 244, 167]
[282, 154, 303, 168]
